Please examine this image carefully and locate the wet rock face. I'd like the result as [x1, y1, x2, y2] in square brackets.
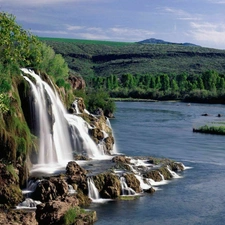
[123, 173, 142, 193]
[66, 161, 88, 193]
[0, 163, 23, 209]
[143, 170, 164, 182]
[169, 162, 185, 171]
[93, 173, 121, 199]
[31, 177, 69, 202]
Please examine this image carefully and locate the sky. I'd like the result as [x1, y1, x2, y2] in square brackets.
[1, 0, 225, 49]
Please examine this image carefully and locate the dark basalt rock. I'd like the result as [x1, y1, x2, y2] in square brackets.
[123, 173, 142, 193]
[36, 196, 79, 225]
[66, 161, 88, 194]
[31, 177, 69, 202]
[93, 172, 121, 199]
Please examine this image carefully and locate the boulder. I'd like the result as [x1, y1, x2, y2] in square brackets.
[143, 170, 164, 182]
[112, 155, 131, 164]
[66, 161, 88, 194]
[123, 173, 142, 193]
[31, 177, 69, 202]
[0, 209, 38, 225]
[36, 196, 79, 225]
[68, 75, 86, 90]
[169, 162, 185, 171]
[93, 172, 121, 198]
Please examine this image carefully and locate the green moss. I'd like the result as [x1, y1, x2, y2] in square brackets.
[63, 206, 86, 225]
[6, 164, 19, 182]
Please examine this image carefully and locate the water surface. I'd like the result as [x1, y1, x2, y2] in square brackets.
[89, 101, 225, 225]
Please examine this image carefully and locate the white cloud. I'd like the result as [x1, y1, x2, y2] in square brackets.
[0, 0, 108, 7]
[64, 24, 154, 42]
[207, 0, 225, 4]
[189, 21, 225, 48]
[66, 25, 85, 31]
[32, 29, 68, 35]
[162, 7, 202, 22]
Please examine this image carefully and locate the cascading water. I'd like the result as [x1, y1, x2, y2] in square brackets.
[66, 114, 103, 158]
[87, 177, 100, 200]
[167, 166, 181, 178]
[120, 176, 136, 195]
[21, 68, 106, 173]
[21, 69, 73, 167]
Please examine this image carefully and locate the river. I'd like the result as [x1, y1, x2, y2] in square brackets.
[89, 101, 225, 225]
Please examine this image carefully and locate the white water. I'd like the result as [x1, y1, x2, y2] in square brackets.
[87, 177, 100, 200]
[21, 68, 107, 173]
[22, 69, 73, 167]
[167, 166, 181, 178]
[120, 176, 136, 195]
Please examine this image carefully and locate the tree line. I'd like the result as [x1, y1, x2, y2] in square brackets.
[85, 71, 225, 102]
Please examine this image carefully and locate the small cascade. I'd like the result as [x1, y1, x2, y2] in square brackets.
[106, 118, 118, 154]
[167, 166, 181, 178]
[135, 175, 151, 191]
[66, 114, 103, 158]
[22, 179, 41, 194]
[120, 176, 136, 195]
[159, 172, 165, 181]
[87, 177, 100, 200]
[16, 198, 42, 209]
[72, 99, 80, 114]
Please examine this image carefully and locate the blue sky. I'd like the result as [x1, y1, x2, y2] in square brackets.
[1, 0, 225, 49]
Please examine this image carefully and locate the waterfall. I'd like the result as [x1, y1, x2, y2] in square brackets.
[22, 69, 73, 166]
[21, 68, 105, 173]
[66, 114, 103, 158]
[72, 99, 80, 114]
[87, 177, 100, 200]
[106, 118, 118, 154]
[167, 166, 181, 178]
[120, 176, 136, 195]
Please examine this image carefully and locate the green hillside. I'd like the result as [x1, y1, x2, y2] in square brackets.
[40, 37, 225, 78]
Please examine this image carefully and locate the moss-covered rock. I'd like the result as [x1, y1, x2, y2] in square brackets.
[93, 172, 121, 198]
[123, 173, 142, 193]
[0, 163, 23, 209]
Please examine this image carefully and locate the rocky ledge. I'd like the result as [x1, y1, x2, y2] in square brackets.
[0, 155, 185, 225]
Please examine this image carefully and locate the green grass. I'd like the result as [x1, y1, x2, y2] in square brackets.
[193, 124, 225, 135]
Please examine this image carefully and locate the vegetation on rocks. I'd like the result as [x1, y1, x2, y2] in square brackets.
[193, 124, 225, 135]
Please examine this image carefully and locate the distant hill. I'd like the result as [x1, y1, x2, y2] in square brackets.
[40, 37, 225, 78]
[137, 38, 200, 47]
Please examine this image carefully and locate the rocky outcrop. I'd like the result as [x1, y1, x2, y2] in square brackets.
[0, 163, 23, 209]
[68, 75, 86, 90]
[66, 161, 88, 194]
[36, 196, 79, 225]
[36, 196, 96, 225]
[31, 177, 69, 202]
[123, 173, 142, 193]
[0, 209, 38, 225]
[93, 172, 121, 199]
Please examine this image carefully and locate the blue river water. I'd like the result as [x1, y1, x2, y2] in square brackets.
[89, 101, 225, 225]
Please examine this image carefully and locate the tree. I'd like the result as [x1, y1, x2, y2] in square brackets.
[0, 12, 41, 67]
[121, 73, 135, 88]
[160, 74, 170, 91]
[202, 70, 218, 91]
